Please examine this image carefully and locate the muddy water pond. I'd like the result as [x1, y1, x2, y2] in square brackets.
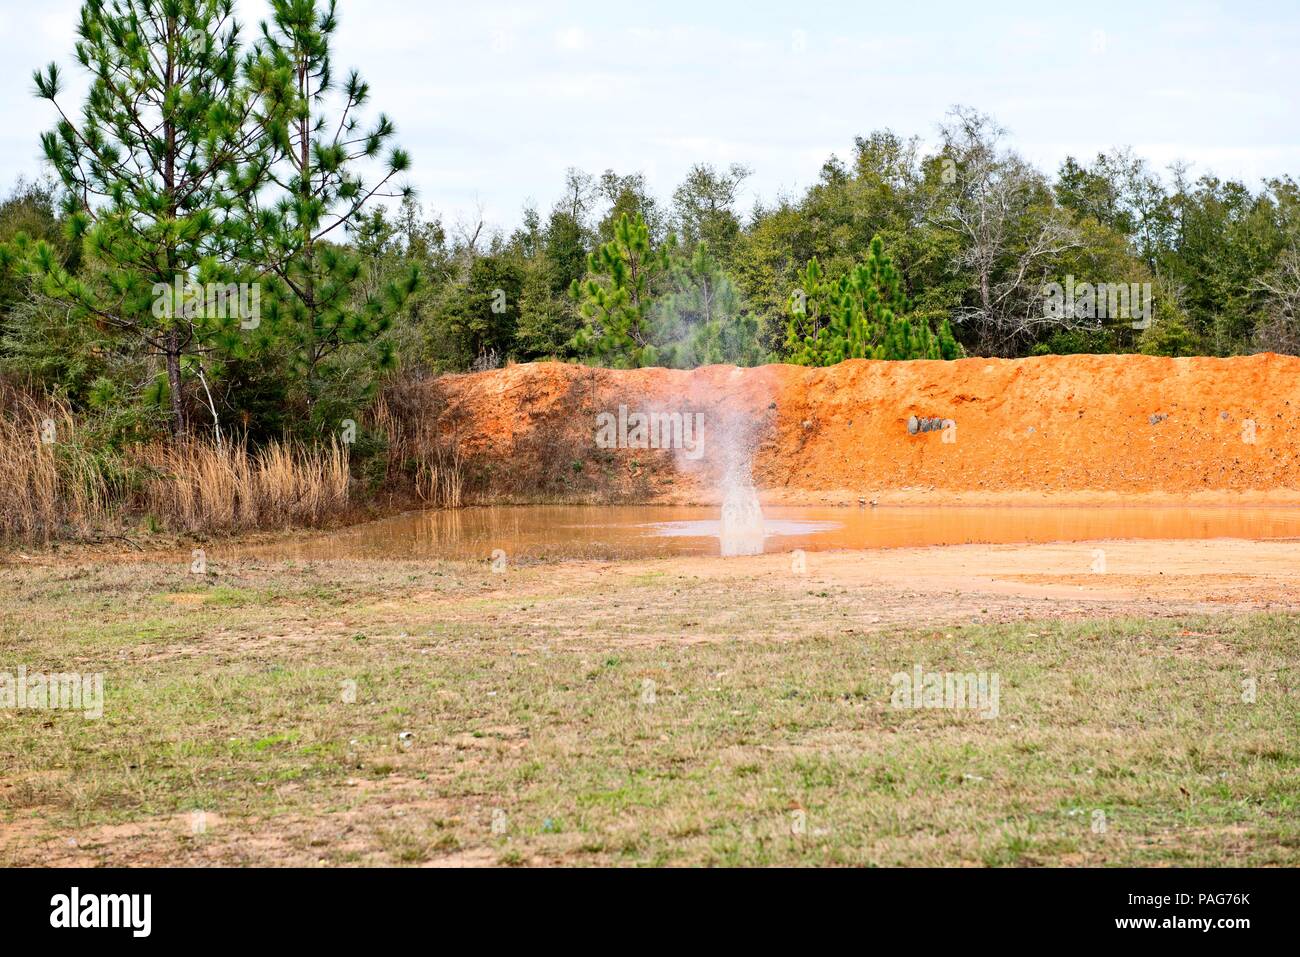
[238, 505, 1300, 562]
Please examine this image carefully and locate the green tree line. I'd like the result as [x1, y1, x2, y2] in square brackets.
[2, 4, 1299, 453]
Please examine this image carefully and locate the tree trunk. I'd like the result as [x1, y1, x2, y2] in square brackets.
[979, 266, 994, 354]
[298, 58, 318, 404]
[165, 333, 185, 436]
[163, 15, 184, 436]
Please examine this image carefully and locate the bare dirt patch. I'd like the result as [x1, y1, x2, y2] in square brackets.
[420, 354, 1300, 506]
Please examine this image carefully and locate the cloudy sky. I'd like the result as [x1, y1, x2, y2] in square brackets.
[1, 0, 1296, 233]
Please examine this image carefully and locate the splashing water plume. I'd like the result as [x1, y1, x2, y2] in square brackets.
[720, 466, 764, 556]
[707, 375, 771, 556]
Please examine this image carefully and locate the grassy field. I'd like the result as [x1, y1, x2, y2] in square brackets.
[1, 552, 1297, 867]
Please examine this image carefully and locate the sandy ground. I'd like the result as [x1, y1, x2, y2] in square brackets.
[8, 535, 1300, 629]
[471, 536, 1300, 630]
[3, 534, 1298, 867]
[738, 537, 1300, 612]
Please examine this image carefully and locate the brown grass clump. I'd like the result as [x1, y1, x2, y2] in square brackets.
[0, 395, 351, 542]
[0, 397, 105, 540]
[134, 436, 351, 534]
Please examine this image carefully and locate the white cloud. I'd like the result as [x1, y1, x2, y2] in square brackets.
[2, 0, 1297, 230]
[553, 27, 590, 51]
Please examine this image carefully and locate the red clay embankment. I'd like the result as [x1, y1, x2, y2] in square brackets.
[417, 353, 1300, 506]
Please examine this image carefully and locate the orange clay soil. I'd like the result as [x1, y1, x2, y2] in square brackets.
[421, 353, 1300, 506]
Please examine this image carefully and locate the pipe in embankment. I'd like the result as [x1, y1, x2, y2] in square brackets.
[907, 415, 955, 435]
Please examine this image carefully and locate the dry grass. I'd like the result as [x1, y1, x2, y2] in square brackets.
[371, 391, 464, 508]
[0, 396, 351, 541]
[134, 436, 350, 534]
[0, 397, 107, 540]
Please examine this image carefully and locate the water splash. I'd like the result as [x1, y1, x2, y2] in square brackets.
[673, 367, 776, 557]
[719, 465, 765, 556]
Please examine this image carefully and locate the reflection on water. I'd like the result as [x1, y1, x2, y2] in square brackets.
[648, 518, 842, 539]
[234, 504, 1300, 562]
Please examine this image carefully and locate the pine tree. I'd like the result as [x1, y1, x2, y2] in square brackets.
[652, 241, 767, 367]
[250, 0, 418, 425]
[515, 254, 569, 359]
[27, 0, 293, 435]
[784, 235, 958, 365]
[937, 317, 961, 360]
[514, 208, 588, 360]
[571, 212, 671, 368]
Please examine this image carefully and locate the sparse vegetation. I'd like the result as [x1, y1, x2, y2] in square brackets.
[1, 553, 1296, 867]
